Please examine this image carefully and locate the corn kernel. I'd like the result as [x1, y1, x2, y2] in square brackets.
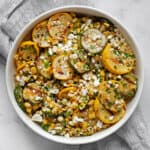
[26, 108, 32, 113]
[76, 28, 80, 33]
[50, 123, 55, 129]
[31, 67, 37, 74]
[88, 112, 95, 119]
[94, 99, 100, 111]
[24, 102, 31, 108]
[43, 119, 48, 124]
[82, 122, 88, 129]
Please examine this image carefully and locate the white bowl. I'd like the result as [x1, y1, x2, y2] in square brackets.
[6, 5, 144, 145]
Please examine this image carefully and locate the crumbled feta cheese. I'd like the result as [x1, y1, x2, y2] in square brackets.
[114, 84, 119, 89]
[52, 46, 57, 53]
[93, 79, 100, 86]
[55, 126, 63, 130]
[42, 107, 50, 112]
[64, 133, 70, 138]
[73, 116, 84, 124]
[35, 96, 42, 101]
[109, 115, 114, 120]
[82, 73, 91, 81]
[81, 88, 87, 96]
[49, 88, 59, 94]
[91, 58, 95, 63]
[107, 35, 113, 40]
[48, 48, 53, 55]
[49, 130, 56, 135]
[69, 121, 74, 126]
[57, 116, 64, 122]
[70, 53, 78, 59]
[40, 55, 45, 59]
[16, 75, 25, 86]
[68, 33, 77, 40]
[108, 80, 112, 85]
[117, 75, 122, 79]
[32, 113, 43, 122]
[41, 41, 49, 47]
[108, 73, 112, 78]
[96, 121, 103, 128]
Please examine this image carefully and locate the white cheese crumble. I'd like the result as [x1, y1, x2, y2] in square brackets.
[109, 115, 114, 120]
[16, 75, 25, 86]
[70, 53, 78, 59]
[81, 88, 87, 96]
[49, 88, 59, 94]
[32, 113, 43, 122]
[64, 133, 70, 138]
[35, 96, 42, 101]
[57, 116, 64, 122]
[49, 130, 56, 135]
[96, 121, 103, 128]
[41, 41, 49, 47]
[93, 79, 100, 86]
[48, 47, 53, 55]
[117, 75, 122, 79]
[68, 33, 77, 40]
[73, 116, 84, 124]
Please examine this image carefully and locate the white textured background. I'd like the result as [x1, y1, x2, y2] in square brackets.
[0, 0, 150, 149]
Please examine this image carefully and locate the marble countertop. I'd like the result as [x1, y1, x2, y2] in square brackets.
[0, 0, 150, 149]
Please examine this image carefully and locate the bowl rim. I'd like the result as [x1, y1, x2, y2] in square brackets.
[6, 5, 144, 145]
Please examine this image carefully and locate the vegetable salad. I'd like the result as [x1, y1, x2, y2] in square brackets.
[14, 12, 137, 137]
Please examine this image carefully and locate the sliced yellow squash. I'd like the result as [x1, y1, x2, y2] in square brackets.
[52, 55, 74, 80]
[98, 80, 125, 112]
[119, 73, 137, 100]
[23, 83, 44, 104]
[32, 21, 51, 47]
[48, 13, 72, 41]
[58, 87, 77, 99]
[94, 98, 126, 124]
[19, 41, 39, 61]
[102, 44, 135, 74]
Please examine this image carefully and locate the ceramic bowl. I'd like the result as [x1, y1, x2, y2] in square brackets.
[6, 5, 144, 145]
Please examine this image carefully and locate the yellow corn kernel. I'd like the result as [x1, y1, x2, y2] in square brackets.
[76, 28, 80, 33]
[89, 24, 94, 28]
[43, 119, 48, 124]
[94, 98, 100, 111]
[50, 123, 55, 129]
[24, 102, 31, 108]
[82, 122, 88, 129]
[33, 104, 40, 111]
[100, 70, 105, 82]
[88, 100, 94, 106]
[104, 22, 110, 27]
[26, 108, 32, 113]
[88, 112, 96, 119]
[31, 66, 37, 74]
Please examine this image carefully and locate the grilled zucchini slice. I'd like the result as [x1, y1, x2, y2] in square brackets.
[19, 41, 39, 61]
[81, 29, 106, 54]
